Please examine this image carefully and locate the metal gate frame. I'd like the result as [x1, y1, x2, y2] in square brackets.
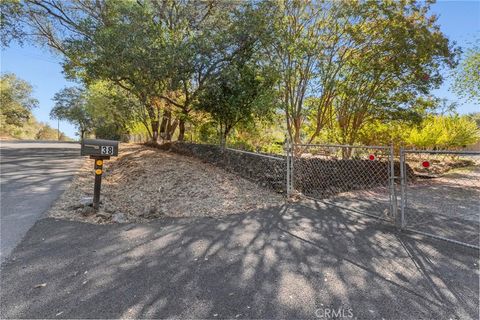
[286, 143, 397, 222]
[399, 148, 480, 249]
[286, 143, 479, 249]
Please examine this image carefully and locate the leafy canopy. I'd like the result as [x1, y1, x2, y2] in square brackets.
[452, 42, 480, 103]
[51, 87, 93, 138]
[0, 73, 38, 127]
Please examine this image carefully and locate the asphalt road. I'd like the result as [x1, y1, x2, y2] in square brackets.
[0, 141, 82, 264]
[1, 203, 478, 319]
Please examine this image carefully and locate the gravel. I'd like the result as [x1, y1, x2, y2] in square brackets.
[48, 144, 284, 224]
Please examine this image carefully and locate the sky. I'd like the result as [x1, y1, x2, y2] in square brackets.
[1, 0, 479, 139]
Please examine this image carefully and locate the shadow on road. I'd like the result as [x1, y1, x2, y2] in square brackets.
[0, 142, 83, 263]
[0, 203, 478, 319]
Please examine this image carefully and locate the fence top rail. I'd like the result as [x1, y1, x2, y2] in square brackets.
[225, 147, 285, 161]
[293, 143, 390, 150]
[402, 149, 480, 155]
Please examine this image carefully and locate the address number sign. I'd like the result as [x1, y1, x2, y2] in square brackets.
[101, 146, 115, 155]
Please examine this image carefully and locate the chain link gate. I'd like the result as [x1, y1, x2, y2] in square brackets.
[286, 144, 397, 222]
[400, 149, 480, 249]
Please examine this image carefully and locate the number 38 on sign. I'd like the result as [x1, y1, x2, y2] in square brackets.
[101, 146, 114, 155]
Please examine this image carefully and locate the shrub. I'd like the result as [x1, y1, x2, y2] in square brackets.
[407, 115, 479, 149]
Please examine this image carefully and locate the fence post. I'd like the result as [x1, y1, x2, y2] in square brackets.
[389, 144, 398, 226]
[285, 140, 291, 197]
[290, 143, 295, 194]
[399, 147, 406, 229]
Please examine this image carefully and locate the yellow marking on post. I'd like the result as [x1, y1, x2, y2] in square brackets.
[95, 169, 103, 175]
[96, 159, 103, 166]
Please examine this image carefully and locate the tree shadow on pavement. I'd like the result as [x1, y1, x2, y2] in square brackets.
[1, 203, 478, 319]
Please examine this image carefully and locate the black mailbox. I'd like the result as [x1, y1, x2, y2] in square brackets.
[81, 139, 119, 157]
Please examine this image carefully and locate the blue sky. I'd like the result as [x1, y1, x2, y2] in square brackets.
[1, 0, 479, 139]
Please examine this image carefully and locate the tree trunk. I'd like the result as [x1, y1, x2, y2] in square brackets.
[151, 120, 159, 143]
[159, 111, 170, 140]
[167, 119, 178, 140]
[341, 147, 352, 160]
[220, 131, 227, 148]
[178, 119, 185, 141]
[293, 117, 301, 144]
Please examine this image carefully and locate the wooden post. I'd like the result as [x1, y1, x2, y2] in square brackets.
[92, 157, 105, 210]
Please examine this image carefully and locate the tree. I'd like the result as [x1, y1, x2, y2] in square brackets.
[452, 42, 480, 103]
[259, 0, 333, 145]
[258, 0, 456, 148]
[4, 1, 301, 144]
[35, 123, 60, 140]
[330, 1, 457, 149]
[63, 1, 172, 142]
[0, 72, 40, 140]
[196, 59, 276, 146]
[0, 74, 70, 140]
[0, 0, 26, 47]
[2, 1, 167, 142]
[357, 120, 411, 147]
[12, 1, 241, 143]
[0, 73, 38, 130]
[154, 1, 253, 141]
[85, 81, 143, 140]
[3, 0, 460, 151]
[50, 87, 93, 139]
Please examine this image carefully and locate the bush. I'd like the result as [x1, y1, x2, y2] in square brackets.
[407, 115, 479, 149]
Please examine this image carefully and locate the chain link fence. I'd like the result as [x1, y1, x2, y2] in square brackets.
[132, 139, 479, 249]
[158, 142, 287, 194]
[400, 149, 480, 248]
[223, 148, 286, 193]
[288, 144, 397, 221]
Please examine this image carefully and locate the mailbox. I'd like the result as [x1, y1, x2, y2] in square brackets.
[81, 139, 119, 211]
[81, 139, 119, 157]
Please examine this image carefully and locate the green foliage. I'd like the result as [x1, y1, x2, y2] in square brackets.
[259, 0, 332, 144]
[50, 82, 143, 140]
[6, 0, 467, 151]
[0, 73, 38, 128]
[0, 73, 69, 140]
[357, 121, 411, 147]
[407, 115, 479, 149]
[254, 0, 457, 145]
[35, 123, 68, 140]
[196, 59, 276, 145]
[86, 81, 142, 140]
[3, 118, 68, 141]
[51, 87, 93, 139]
[228, 116, 286, 154]
[452, 42, 480, 103]
[467, 112, 480, 128]
[196, 121, 219, 145]
[0, 0, 25, 47]
[330, 0, 457, 146]
[44, 0, 249, 142]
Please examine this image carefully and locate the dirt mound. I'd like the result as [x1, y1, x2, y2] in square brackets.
[48, 144, 283, 224]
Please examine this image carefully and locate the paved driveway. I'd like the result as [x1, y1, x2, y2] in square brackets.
[1, 203, 478, 319]
[403, 165, 480, 246]
[0, 141, 82, 264]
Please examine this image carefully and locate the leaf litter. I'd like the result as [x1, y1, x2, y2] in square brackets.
[48, 144, 283, 224]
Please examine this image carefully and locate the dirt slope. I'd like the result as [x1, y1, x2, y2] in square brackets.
[48, 144, 283, 224]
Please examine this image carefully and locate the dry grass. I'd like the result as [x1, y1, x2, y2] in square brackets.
[48, 144, 283, 224]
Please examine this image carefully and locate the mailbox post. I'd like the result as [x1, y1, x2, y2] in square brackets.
[81, 139, 119, 210]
